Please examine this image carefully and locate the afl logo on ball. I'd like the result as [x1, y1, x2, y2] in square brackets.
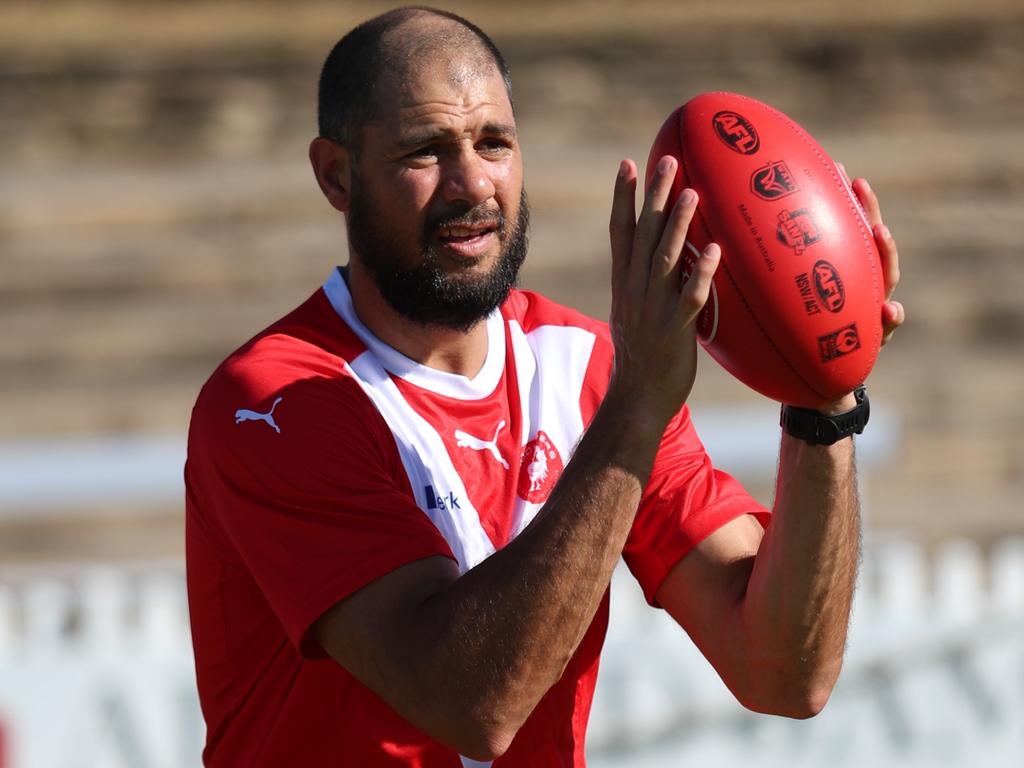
[712, 111, 760, 155]
[750, 160, 799, 200]
[517, 431, 563, 503]
[818, 323, 861, 363]
[812, 260, 845, 313]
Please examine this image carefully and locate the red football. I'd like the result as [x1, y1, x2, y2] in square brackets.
[646, 92, 883, 407]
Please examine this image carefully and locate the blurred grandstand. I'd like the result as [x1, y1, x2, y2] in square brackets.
[1, 1, 1022, 765]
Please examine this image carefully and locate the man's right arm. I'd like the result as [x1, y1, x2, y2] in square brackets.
[312, 156, 720, 760]
[314, 396, 661, 759]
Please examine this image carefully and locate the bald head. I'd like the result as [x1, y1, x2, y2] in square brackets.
[317, 7, 513, 151]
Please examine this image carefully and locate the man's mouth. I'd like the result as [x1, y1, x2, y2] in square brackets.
[433, 218, 502, 260]
[437, 222, 499, 244]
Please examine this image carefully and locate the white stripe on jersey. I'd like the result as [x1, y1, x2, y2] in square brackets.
[322, 269, 598, 572]
[343, 354, 496, 572]
[324, 270, 496, 571]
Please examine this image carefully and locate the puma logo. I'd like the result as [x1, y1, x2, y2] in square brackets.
[234, 396, 283, 434]
[454, 420, 509, 470]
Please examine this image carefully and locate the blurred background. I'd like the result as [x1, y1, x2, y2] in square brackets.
[0, 0, 1021, 766]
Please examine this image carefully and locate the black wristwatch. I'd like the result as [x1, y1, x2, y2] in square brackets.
[780, 386, 870, 445]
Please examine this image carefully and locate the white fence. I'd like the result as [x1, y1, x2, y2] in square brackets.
[0, 563, 199, 768]
[0, 536, 1022, 768]
[591, 534, 1024, 768]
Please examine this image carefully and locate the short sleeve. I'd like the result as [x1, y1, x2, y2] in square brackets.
[622, 404, 770, 606]
[186, 336, 454, 655]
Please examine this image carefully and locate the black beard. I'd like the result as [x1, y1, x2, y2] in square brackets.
[346, 183, 530, 333]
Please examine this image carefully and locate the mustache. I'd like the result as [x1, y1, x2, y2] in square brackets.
[426, 204, 505, 237]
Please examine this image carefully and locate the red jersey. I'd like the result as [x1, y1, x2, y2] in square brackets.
[185, 268, 767, 766]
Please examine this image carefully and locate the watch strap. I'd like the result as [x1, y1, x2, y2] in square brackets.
[780, 386, 870, 445]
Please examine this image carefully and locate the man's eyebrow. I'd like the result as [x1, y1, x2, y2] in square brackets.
[396, 122, 517, 149]
[482, 122, 517, 140]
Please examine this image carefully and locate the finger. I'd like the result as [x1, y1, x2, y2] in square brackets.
[679, 241, 721, 321]
[852, 177, 882, 229]
[881, 300, 905, 346]
[609, 159, 638, 277]
[874, 223, 900, 300]
[630, 155, 678, 289]
[649, 188, 698, 287]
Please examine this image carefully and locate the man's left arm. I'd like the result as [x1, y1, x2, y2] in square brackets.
[655, 176, 904, 717]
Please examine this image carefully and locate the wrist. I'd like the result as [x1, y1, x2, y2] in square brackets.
[780, 386, 869, 446]
[601, 381, 676, 442]
[586, 387, 675, 480]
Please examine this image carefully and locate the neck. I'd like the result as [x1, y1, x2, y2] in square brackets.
[344, 262, 491, 379]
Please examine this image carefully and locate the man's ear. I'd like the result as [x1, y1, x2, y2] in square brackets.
[309, 137, 353, 213]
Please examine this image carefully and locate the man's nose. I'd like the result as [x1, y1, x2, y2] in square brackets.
[441, 148, 496, 206]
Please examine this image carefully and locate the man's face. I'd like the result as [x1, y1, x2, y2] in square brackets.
[345, 59, 528, 332]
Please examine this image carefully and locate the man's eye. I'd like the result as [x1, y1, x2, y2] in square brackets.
[408, 146, 438, 159]
[479, 139, 509, 154]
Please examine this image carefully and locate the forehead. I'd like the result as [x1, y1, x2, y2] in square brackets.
[372, 58, 514, 137]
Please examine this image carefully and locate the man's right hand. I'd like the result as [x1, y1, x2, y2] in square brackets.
[607, 156, 721, 428]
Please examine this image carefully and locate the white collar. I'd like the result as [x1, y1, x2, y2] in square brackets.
[322, 267, 506, 400]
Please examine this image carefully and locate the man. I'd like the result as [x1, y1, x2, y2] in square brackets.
[185, 6, 904, 767]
